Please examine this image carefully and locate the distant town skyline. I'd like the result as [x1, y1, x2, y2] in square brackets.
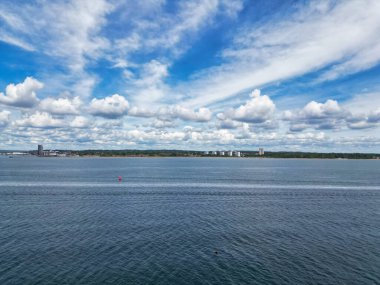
[1, 0, 380, 152]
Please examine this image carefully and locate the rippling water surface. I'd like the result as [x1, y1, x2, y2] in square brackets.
[0, 157, 379, 284]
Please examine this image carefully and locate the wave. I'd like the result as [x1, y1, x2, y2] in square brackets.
[0, 181, 379, 190]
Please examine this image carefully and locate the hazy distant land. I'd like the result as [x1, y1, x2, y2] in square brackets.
[71, 150, 380, 159]
[2, 149, 379, 159]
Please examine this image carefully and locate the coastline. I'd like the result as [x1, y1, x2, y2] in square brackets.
[3, 155, 379, 160]
[2, 150, 380, 160]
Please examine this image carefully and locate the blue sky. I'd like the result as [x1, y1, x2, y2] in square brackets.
[1, 0, 380, 151]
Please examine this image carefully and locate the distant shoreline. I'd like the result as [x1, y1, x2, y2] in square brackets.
[75, 156, 380, 160]
[2, 154, 380, 160]
[2, 150, 380, 160]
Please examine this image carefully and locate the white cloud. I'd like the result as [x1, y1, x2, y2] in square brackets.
[342, 91, 380, 114]
[0, 33, 35, 51]
[161, 106, 213, 122]
[128, 60, 170, 106]
[129, 104, 212, 123]
[151, 0, 219, 51]
[285, 132, 326, 142]
[347, 121, 373, 130]
[113, 1, 244, 106]
[216, 115, 243, 129]
[317, 37, 380, 82]
[140, 60, 169, 85]
[289, 123, 309, 132]
[128, 106, 156, 118]
[111, 0, 241, 64]
[15, 111, 65, 128]
[150, 119, 177, 129]
[368, 108, 380, 123]
[39, 96, 82, 115]
[0, 0, 113, 71]
[0, 0, 111, 107]
[302, 99, 342, 119]
[219, 0, 243, 18]
[285, 99, 346, 131]
[89, 94, 129, 119]
[1, 1, 380, 151]
[0, 77, 43, 108]
[70, 116, 90, 128]
[221, 89, 276, 123]
[283, 99, 380, 131]
[182, 0, 380, 108]
[0, 110, 10, 127]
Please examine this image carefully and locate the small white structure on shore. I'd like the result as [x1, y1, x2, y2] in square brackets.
[204, 151, 209, 155]
[228, 150, 233, 157]
[259, 148, 264, 156]
[43, 150, 58, 157]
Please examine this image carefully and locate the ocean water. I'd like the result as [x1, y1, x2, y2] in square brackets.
[0, 157, 379, 285]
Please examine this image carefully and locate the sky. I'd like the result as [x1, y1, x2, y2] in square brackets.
[0, 0, 380, 152]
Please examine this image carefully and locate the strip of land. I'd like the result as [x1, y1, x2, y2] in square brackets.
[2, 149, 379, 159]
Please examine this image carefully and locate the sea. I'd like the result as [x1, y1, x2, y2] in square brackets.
[0, 156, 379, 284]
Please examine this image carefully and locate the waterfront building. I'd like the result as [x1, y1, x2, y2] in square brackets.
[211, 151, 217, 155]
[47, 151, 58, 157]
[234, 151, 241, 157]
[259, 148, 264, 156]
[219, 151, 225, 156]
[38, 145, 43, 156]
[228, 151, 233, 157]
[204, 151, 209, 155]
[40, 150, 58, 157]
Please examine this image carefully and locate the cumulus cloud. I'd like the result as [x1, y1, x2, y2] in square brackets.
[0, 77, 43, 108]
[284, 99, 347, 131]
[289, 123, 309, 132]
[344, 108, 380, 129]
[161, 106, 212, 122]
[368, 108, 380, 123]
[129, 104, 212, 122]
[285, 132, 326, 142]
[347, 121, 373, 130]
[89, 94, 129, 119]
[283, 99, 380, 131]
[220, 89, 276, 123]
[216, 115, 243, 129]
[150, 119, 177, 129]
[70, 116, 90, 128]
[302, 99, 342, 118]
[0, 110, 11, 127]
[15, 111, 65, 128]
[39, 96, 82, 115]
[128, 106, 156, 118]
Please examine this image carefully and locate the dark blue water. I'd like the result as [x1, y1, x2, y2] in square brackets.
[0, 157, 379, 284]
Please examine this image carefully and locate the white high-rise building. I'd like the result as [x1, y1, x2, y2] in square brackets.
[228, 150, 233, 157]
[259, 148, 264, 156]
